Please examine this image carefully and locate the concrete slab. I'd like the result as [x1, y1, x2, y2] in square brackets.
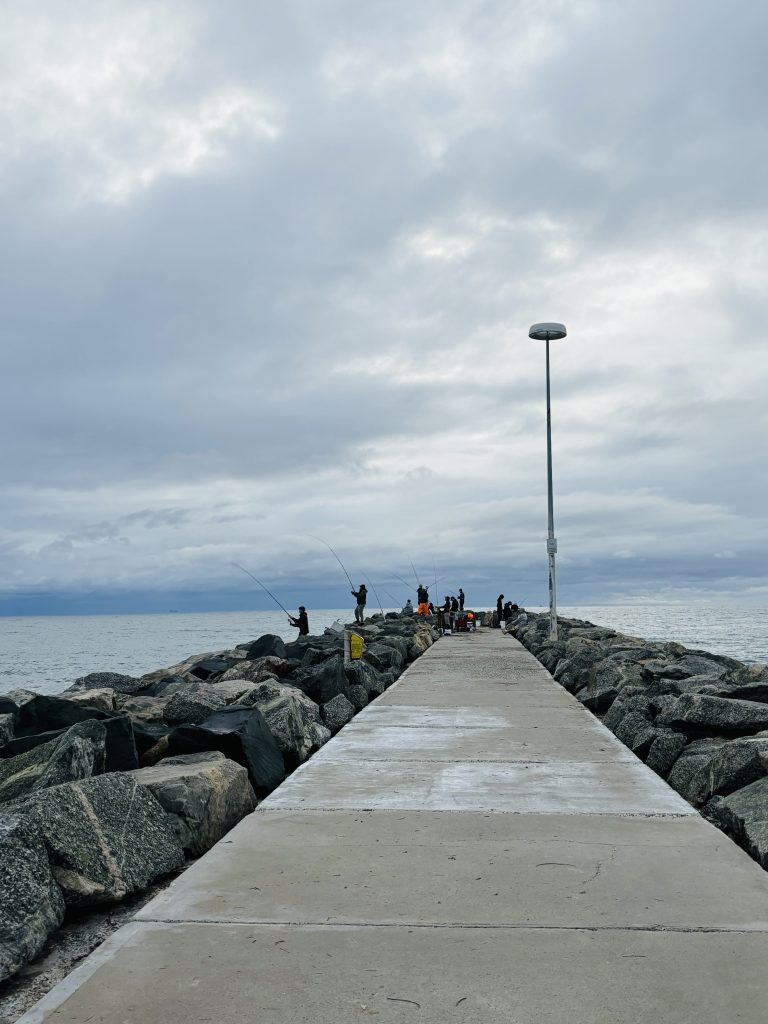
[138, 810, 768, 930]
[263, 758, 694, 815]
[313, 721, 635, 762]
[358, 705, 589, 729]
[23, 921, 768, 1024]
[377, 683, 581, 708]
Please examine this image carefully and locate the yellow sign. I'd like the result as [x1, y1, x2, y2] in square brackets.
[349, 633, 364, 660]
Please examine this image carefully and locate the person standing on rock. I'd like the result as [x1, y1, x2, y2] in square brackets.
[458, 588, 465, 611]
[289, 606, 309, 636]
[417, 584, 429, 617]
[352, 584, 367, 624]
[496, 594, 504, 628]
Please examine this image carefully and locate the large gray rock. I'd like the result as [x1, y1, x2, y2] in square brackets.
[187, 655, 241, 680]
[377, 635, 411, 661]
[59, 688, 116, 712]
[0, 814, 65, 983]
[347, 685, 369, 711]
[153, 706, 285, 795]
[675, 654, 734, 678]
[645, 730, 687, 777]
[203, 680, 258, 703]
[602, 691, 653, 732]
[298, 655, 349, 704]
[553, 644, 605, 693]
[116, 695, 169, 723]
[344, 659, 383, 697]
[707, 777, 768, 869]
[658, 693, 768, 735]
[612, 713, 658, 758]
[238, 681, 327, 765]
[219, 656, 298, 683]
[140, 649, 247, 687]
[14, 773, 184, 906]
[4, 696, 137, 773]
[0, 721, 106, 803]
[536, 641, 567, 673]
[162, 690, 226, 726]
[247, 634, 287, 660]
[667, 737, 728, 806]
[67, 671, 146, 696]
[363, 643, 405, 674]
[577, 660, 642, 712]
[703, 737, 768, 800]
[132, 752, 256, 857]
[322, 694, 356, 734]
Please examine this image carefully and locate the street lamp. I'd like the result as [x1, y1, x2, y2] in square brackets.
[529, 322, 567, 640]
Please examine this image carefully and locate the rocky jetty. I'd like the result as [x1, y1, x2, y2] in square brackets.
[0, 612, 435, 984]
[508, 611, 768, 871]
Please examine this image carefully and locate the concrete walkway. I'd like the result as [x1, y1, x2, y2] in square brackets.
[20, 629, 768, 1022]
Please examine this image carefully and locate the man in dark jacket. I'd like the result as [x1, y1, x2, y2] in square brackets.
[496, 594, 504, 628]
[458, 588, 465, 611]
[289, 607, 309, 636]
[352, 584, 367, 624]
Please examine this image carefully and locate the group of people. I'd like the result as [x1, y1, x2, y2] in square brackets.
[402, 585, 465, 619]
[288, 584, 524, 640]
[495, 594, 527, 631]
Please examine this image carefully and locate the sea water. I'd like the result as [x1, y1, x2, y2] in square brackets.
[1, 605, 766, 695]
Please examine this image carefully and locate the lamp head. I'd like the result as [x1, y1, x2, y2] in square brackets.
[529, 322, 567, 340]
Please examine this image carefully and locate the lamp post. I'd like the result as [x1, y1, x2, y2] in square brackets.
[529, 322, 567, 640]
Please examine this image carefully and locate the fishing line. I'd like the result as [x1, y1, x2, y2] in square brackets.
[388, 570, 414, 590]
[231, 561, 290, 614]
[363, 574, 385, 616]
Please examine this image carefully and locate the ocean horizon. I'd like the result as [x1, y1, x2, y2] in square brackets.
[1, 604, 767, 696]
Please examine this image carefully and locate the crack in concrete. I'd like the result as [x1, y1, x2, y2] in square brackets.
[135, 918, 768, 934]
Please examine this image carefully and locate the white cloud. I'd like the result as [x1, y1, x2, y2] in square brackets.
[1, 0, 768, 609]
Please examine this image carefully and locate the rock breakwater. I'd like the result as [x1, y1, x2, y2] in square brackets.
[510, 611, 768, 870]
[0, 612, 435, 989]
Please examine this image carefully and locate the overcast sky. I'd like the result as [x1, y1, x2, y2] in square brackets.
[1, 0, 767, 614]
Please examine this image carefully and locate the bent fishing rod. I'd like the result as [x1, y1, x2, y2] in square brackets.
[308, 535, 356, 591]
[232, 562, 293, 619]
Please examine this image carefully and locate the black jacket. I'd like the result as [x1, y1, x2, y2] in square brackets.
[291, 611, 309, 635]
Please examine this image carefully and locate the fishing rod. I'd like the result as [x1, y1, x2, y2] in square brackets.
[363, 574, 385, 616]
[309, 535, 356, 591]
[232, 563, 293, 619]
[409, 559, 419, 587]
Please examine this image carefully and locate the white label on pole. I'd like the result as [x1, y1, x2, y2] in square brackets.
[547, 538, 558, 554]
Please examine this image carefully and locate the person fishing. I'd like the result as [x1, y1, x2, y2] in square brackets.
[289, 606, 309, 636]
[458, 588, 465, 611]
[352, 583, 367, 624]
[496, 593, 504, 628]
[417, 583, 429, 617]
[402, 598, 414, 615]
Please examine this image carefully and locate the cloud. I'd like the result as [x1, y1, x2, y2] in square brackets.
[1, 0, 768, 611]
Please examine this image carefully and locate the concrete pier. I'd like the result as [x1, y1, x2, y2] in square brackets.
[20, 629, 768, 1022]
